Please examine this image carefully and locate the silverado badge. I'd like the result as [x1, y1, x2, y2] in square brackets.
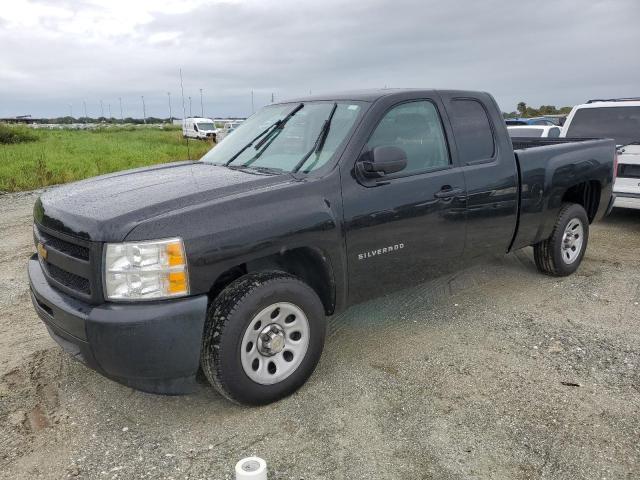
[37, 242, 48, 260]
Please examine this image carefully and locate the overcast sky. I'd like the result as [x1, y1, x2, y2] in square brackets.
[1, 0, 639, 118]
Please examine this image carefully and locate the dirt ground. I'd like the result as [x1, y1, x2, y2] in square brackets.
[0, 190, 638, 480]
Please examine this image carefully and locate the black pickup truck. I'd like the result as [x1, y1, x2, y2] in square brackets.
[28, 89, 616, 405]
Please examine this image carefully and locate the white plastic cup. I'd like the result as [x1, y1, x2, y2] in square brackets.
[235, 456, 267, 480]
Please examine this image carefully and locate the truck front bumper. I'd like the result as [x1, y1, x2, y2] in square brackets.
[28, 255, 208, 395]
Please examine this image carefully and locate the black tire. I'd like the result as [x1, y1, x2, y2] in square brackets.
[534, 203, 589, 276]
[201, 271, 326, 405]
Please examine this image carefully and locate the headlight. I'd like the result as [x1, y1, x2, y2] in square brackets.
[104, 238, 189, 301]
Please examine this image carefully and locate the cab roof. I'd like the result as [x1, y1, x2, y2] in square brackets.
[280, 88, 484, 104]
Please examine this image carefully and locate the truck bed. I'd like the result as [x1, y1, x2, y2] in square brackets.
[509, 137, 616, 251]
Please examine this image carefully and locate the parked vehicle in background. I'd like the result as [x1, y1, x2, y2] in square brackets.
[215, 120, 244, 143]
[183, 117, 217, 140]
[507, 125, 561, 138]
[562, 98, 640, 209]
[505, 117, 557, 126]
[28, 89, 615, 405]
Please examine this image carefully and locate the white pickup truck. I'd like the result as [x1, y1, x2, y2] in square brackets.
[562, 98, 640, 210]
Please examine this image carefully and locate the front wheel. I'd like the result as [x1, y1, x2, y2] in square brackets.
[201, 271, 326, 405]
[534, 203, 589, 276]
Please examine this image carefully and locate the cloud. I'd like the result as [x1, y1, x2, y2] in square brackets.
[0, 0, 638, 118]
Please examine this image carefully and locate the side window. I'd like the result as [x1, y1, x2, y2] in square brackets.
[366, 100, 450, 177]
[548, 127, 560, 138]
[448, 99, 495, 164]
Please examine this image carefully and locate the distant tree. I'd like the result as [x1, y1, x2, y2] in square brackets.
[517, 102, 527, 116]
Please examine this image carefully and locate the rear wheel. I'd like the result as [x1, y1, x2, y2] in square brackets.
[534, 203, 589, 276]
[201, 271, 326, 405]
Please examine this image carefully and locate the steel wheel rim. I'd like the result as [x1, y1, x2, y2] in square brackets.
[561, 218, 584, 264]
[240, 302, 310, 385]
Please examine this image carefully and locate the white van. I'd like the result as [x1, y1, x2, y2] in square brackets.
[561, 98, 640, 210]
[182, 117, 216, 140]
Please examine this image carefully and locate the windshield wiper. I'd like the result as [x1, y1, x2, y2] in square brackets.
[242, 103, 305, 168]
[253, 103, 304, 151]
[224, 103, 304, 167]
[292, 103, 338, 173]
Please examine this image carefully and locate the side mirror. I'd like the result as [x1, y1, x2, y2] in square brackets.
[358, 146, 408, 178]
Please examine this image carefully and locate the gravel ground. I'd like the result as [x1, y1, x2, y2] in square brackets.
[0, 191, 639, 480]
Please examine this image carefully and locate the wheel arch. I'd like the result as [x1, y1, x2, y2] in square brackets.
[207, 246, 337, 315]
[560, 180, 601, 223]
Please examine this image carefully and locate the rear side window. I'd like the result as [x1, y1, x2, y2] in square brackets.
[566, 106, 640, 145]
[548, 127, 561, 138]
[449, 99, 495, 163]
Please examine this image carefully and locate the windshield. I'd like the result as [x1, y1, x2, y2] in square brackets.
[202, 102, 363, 173]
[197, 122, 215, 131]
[508, 128, 543, 138]
[566, 106, 640, 145]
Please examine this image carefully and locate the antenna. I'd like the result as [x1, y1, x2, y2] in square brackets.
[100, 100, 104, 119]
[188, 96, 192, 117]
[200, 88, 204, 117]
[251, 90, 254, 114]
[83, 100, 87, 125]
[167, 92, 172, 122]
[108, 103, 112, 122]
[141, 96, 147, 124]
[69, 103, 73, 119]
[119, 97, 123, 122]
[179, 68, 191, 160]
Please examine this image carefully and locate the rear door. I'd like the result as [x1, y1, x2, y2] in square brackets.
[341, 96, 467, 305]
[437, 92, 519, 261]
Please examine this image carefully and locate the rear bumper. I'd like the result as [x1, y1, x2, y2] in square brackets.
[28, 255, 208, 394]
[613, 192, 640, 210]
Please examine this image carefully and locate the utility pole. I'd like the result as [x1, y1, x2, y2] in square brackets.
[119, 97, 123, 122]
[167, 92, 172, 122]
[251, 90, 254, 114]
[141, 96, 147, 124]
[179, 68, 191, 160]
[100, 100, 104, 119]
[199, 88, 204, 117]
[83, 100, 87, 125]
[108, 103, 112, 122]
[188, 96, 192, 117]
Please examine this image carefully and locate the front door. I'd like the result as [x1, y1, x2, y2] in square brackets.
[342, 98, 467, 305]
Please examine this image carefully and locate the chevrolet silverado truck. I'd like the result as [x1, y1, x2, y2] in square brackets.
[28, 89, 616, 405]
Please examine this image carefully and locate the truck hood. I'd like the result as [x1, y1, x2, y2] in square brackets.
[34, 161, 292, 242]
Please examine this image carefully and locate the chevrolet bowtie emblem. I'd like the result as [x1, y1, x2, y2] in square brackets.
[37, 242, 48, 260]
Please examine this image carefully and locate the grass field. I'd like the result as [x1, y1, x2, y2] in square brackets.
[0, 125, 213, 192]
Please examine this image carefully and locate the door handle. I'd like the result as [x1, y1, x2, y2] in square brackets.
[434, 186, 463, 199]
